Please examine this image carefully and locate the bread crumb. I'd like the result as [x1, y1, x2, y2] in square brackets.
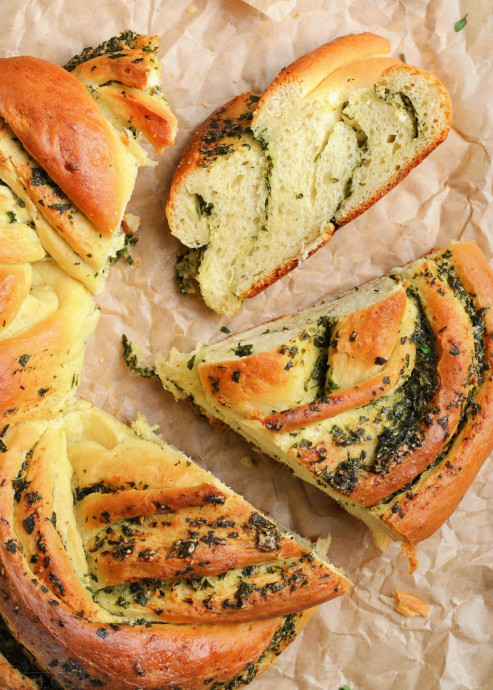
[379, 594, 394, 607]
[186, 4, 198, 14]
[201, 101, 211, 108]
[122, 212, 141, 234]
[99, 358, 104, 364]
[394, 590, 430, 617]
[452, 597, 462, 607]
[239, 455, 254, 468]
[373, 531, 391, 552]
[314, 534, 332, 557]
[401, 541, 419, 573]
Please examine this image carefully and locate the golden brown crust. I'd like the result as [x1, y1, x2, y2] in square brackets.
[0, 56, 133, 235]
[94, 83, 178, 152]
[103, 565, 340, 626]
[167, 92, 259, 225]
[350, 262, 475, 505]
[378, 242, 493, 543]
[333, 288, 406, 369]
[70, 48, 157, 90]
[80, 483, 227, 531]
[257, 32, 391, 101]
[15, 428, 103, 620]
[262, 289, 411, 431]
[199, 350, 304, 416]
[264, 340, 411, 432]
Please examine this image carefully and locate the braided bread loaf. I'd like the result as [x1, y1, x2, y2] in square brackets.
[0, 31, 177, 293]
[0, 402, 350, 689]
[167, 33, 451, 314]
[158, 241, 493, 569]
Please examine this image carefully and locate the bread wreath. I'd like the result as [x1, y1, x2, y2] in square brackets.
[0, 33, 352, 688]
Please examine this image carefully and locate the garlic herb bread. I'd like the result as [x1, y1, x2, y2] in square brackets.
[0, 32, 177, 293]
[167, 33, 451, 314]
[0, 403, 350, 689]
[158, 242, 493, 569]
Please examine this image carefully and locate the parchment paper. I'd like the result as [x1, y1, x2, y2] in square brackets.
[1, 1, 492, 688]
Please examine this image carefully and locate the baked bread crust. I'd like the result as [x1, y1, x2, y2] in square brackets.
[257, 32, 391, 99]
[0, 403, 350, 688]
[157, 242, 493, 558]
[373, 242, 493, 543]
[70, 34, 178, 153]
[0, 56, 134, 236]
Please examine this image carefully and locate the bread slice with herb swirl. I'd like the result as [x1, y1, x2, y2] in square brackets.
[167, 33, 451, 314]
[0, 402, 351, 689]
[157, 242, 493, 570]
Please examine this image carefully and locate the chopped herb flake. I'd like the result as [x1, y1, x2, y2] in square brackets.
[454, 14, 468, 32]
[121, 335, 156, 378]
[234, 343, 253, 358]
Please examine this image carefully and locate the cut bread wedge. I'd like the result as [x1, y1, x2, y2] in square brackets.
[0, 401, 350, 689]
[0, 31, 177, 292]
[157, 242, 493, 570]
[167, 33, 452, 314]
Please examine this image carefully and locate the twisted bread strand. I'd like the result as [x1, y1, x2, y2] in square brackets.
[158, 242, 493, 570]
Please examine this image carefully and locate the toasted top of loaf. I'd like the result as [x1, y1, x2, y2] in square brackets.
[157, 242, 493, 559]
[0, 402, 350, 688]
[255, 32, 391, 110]
[167, 33, 452, 315]
[0, 56, 135, 236]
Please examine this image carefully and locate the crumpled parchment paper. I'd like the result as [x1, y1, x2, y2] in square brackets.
[1, 1, 492, 688]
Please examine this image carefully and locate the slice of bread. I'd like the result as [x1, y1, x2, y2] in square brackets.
[0, 32, 177, 293]
[167, 33, 452, 315]
[157, 242, 493, 570]
[0, 401, 351, 688]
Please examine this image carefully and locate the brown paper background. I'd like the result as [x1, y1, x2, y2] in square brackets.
[1, 1, 492, 688]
